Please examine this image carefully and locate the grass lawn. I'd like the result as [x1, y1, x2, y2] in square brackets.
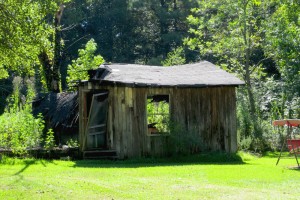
[1, 152, 300, 200]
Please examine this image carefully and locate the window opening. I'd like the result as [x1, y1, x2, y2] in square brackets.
[147, 95, 170, 135]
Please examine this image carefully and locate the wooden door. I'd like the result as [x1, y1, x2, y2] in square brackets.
[86, 92, 108, 149]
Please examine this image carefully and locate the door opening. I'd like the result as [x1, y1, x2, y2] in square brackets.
[86, 91, 109, 149]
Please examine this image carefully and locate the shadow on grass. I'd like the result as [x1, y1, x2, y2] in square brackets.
[262, 151, 292, 158]
[289, 166, 300, 171]
[14, 160, 36, 175]
[72, 152, 246, 169]
[10, 159, 55, 176]
[4, 159, 55, 188]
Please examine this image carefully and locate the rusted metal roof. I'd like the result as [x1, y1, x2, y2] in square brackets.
[88, 61, 245, 87]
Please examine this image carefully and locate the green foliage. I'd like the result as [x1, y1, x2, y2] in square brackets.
[0, 112, 44, 156]
[147, 57, 164, 66]
[185, 0, 300, 151]
[2, 0, 300, 154]
[185, 0, 269, 81]
[0, 77, 44, 156]
[44, 129, 55, 150]
[66, 138, 79, 148]
[66, 39, 105, 88]
[147, 99, 170, 133]
[61, 0, 197, 68]
[264, 1, 300, 113]
[238, 136, 252, 151]
[162, 47, 186, 66]
[0, 154, 37, 165]
[236, 73, 300, 151]
[0, 0, 62, 79]
[185, 1, 269, 135]
[168, 122, 205, 155]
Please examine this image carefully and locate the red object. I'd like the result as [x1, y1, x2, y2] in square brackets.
[274, 119, 300, 166]
[273, 119, 300, 127]
[287, 139, 300, 153]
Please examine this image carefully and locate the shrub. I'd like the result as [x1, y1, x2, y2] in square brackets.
[44, 129, 55, 150]
[0, 77, 45, 156]
[66, 138, 79, 148]
[168, 122, 206, 155]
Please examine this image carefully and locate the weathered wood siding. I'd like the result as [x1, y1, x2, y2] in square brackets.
[79, 84, 237, 158]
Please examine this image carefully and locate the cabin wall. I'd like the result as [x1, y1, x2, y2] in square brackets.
[79, 83, 237, 158]
[170, 87, 237, 153]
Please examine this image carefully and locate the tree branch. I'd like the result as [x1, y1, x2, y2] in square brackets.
[250, 57, 271, 74]
[61, 24, 77, 31]
[65, 35, 90, 51]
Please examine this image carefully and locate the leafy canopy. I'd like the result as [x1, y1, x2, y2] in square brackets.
[185, 0, 267, 77]
[162, 47, 186, 66]
[67, 39, 105, 87]
[264, 1, 300, 94]
[0, 0, 62, 79]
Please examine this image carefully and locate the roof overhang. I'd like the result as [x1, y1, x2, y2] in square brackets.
[79, 61, 245, 88]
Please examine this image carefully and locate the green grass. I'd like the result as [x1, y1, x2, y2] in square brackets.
[1, 152, 300, 200]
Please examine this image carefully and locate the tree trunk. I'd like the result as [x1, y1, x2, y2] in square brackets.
[245, 49, 256, 120]
[38, 4, 65, 93]
[242, 1, 259, 136]
[159, 0, 170, 58]
[173, 0, 178, 32]
[38, 50, 52, 91]
[51, 4, 65, 93]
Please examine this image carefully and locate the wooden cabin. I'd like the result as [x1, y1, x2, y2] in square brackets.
[78, 61, 244, 158]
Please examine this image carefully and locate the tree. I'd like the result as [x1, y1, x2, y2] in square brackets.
[185, 0, 271, 137]
[67, 38, 104, 88]
[61, 0, 136, 63]
[0, 0, 72, 94]
[39, 0, 70, 93]
[0, 0, 58, 79]
[131, 0, 197, 64]
[60, 0, 198, 69]
[162, 47, 186, 66]
[264, 1, 300, 118]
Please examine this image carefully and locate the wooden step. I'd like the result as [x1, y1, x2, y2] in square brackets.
[83, 149, 118, 160]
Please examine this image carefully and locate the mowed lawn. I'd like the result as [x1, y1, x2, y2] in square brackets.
[1, 152, 300, 200]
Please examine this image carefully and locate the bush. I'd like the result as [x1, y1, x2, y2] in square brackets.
[236, 76, 300, 152]
[168, 122, 206, 155]
[0, 111, 44, 155]
[44, 129, 55, 150]
[0, 77, 45, 156]
[66, 138, 79, 148]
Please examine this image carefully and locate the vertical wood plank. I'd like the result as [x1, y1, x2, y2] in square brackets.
[230, 87, 237, 152]
[125, 87, 133, 157]
[78, 88, 84, 152]
[107, 86, 114, 149]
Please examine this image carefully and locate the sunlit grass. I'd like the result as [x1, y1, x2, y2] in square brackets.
[1, 152, 299, 199]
